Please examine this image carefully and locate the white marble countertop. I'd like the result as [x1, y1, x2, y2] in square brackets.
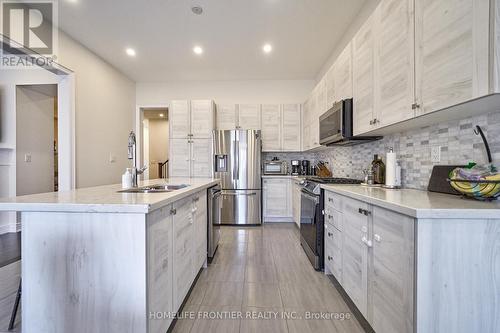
[0, 178, 220, 214]
[320, 184, 500, 219]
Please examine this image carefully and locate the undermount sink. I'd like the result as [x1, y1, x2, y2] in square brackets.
[118, 184, 190, 193]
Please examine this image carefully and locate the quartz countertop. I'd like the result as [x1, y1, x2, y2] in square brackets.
[0, 178, 220, 214]
[320, 184, 500, 219]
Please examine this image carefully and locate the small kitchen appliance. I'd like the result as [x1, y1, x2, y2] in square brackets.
[301, 160, 311, 175]
[291, 160, 301, 176]
[263, 160, 288, 175]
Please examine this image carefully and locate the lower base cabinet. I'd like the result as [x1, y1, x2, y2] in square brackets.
[262, 178, 293, 222]
[323, 190, 414, 333]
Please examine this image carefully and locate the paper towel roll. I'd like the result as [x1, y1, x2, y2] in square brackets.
[385, 149, 397, 187]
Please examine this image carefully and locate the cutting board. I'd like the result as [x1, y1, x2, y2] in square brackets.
[427, 165, 467, 195]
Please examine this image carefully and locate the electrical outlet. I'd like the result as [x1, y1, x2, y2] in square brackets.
[431, 146, 441, 163]
[24, 153, 31, 163]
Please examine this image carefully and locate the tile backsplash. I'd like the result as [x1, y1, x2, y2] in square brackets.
[265, 111, 500, 190]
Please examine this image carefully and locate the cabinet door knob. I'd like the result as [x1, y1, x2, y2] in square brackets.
[374, 234, 381, 242]
[170, 208, 177, 215]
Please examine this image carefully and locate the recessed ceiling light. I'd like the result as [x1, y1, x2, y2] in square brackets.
[125, 48, 136, 57]
[159, 113, 165, 118]
[263, 44, 273, 54]
[193, 46, 203, 55]
[191, 6, 203, 15]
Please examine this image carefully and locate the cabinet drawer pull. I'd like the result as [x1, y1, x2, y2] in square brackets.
[358, 208, 370, 216]
[170, 208, 177, 215]
[328, 232, 333, 237]
[374, 234, 381, 242]
[361, 236, 373, 248]
[328, 215, 333, 219]
[328, 198, 333, 202]
[328, 256, 333, 261]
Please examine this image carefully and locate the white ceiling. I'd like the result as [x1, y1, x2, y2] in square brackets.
[59, 0, 367, 82]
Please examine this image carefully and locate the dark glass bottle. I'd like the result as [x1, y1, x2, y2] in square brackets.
[371, 154, 385, 185]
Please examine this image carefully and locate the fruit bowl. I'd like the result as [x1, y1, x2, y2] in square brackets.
[448, 177, 500, 200]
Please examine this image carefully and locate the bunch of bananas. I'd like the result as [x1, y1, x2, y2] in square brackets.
[449, 169, 500, 200]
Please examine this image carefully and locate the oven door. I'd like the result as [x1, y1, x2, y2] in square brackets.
[300, 189, 320, 261]
[319, 102, 343, 145]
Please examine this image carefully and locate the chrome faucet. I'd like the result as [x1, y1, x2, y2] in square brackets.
[128, 131, 147, 187]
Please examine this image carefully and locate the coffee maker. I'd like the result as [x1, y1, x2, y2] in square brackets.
[301, 160, 310, 175]
[291, 160, 301, 176]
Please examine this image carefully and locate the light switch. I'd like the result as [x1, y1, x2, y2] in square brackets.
[24, 153, 32, 163]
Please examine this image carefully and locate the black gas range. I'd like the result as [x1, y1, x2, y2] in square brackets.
[299, 177, 363, 270]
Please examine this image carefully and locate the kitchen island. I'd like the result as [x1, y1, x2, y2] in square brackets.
[0, 178, 219, 333]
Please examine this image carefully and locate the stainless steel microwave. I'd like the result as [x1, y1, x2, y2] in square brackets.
[319, 99, 381, 146]
[263, 161, 287, 175]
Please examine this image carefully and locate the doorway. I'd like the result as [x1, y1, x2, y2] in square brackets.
[16, 84, 58, 195]
[141, 108, 169, 180]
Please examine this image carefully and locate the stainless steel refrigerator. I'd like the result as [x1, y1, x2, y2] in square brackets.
[213, 130, 262, 225]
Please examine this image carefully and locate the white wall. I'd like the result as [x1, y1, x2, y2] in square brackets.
[16, 85, 56, 196]
[58, 33, 136, 188]
[315, 0, 381, 81]
[148, 119, 169, 179]
[136, 80, 315, 105]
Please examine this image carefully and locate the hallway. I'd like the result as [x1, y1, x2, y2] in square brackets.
[171, 223, 364, 333]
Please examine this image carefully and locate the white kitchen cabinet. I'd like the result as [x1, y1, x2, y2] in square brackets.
[325, 65, 336, 108]
[324, 222, 343, 283]
[238, 104, 261, 129]
[169, 139, 191, 177]
[190, 139, 212, 177]
[215, 104, 238, 130]
[190, 100, 215, 138]
[375, 0, 415, 129]
[169, 138, 212, 178]
[334, 42, 354, 103]
[262, 178, 292, 222]
[353, 12, 376, 136]
[172, 196, 194, 311]
[261, 104, 282, 152]
[415, 0, 489, 115]
[147, 206, 174, 333]
[169, 100, 190, 139]
[282, 104, 301, 151]
[192, 191, 208, 272]
[370, 206, 414, 333]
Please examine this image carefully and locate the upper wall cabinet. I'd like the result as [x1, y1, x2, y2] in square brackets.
[353, 13, 376, 136]
[261, 104, 302, 152]
[334, 42, 354, 103]
[238, 104, 261, 130]
[169, 100, 191, 139]
[170, 100, 215, 139]
[415, 0, 489, 115]
[282, 104, 302, 151]
[261, 104, 282, 151]
[215, 104, 238, 130]
[190, 100, 215, 138]
[375, 0, 415, 128]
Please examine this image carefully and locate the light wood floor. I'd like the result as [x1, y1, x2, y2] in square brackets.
[172, 223, 364, 333]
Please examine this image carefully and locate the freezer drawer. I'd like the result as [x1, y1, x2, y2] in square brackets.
[220, 190, 262, 225]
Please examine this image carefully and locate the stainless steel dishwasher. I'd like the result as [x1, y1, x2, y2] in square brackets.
[207, 185, 221, 262]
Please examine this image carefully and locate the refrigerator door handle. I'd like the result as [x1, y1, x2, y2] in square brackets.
[232, 139, 238, 180]
[235, 140, 240, 180]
